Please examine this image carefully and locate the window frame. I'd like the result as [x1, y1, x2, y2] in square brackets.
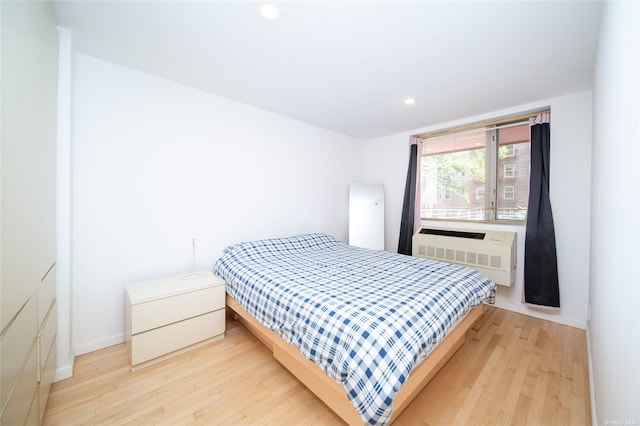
[415, 111, 545, 225]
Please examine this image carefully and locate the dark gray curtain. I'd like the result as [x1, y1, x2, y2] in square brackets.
[398, 143, 418, 255]
[524, 115, 560, 308]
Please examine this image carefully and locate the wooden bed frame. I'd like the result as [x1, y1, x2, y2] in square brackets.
[226, 295, 484, 425]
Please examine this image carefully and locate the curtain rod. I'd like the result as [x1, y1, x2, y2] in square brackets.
[417, 109, 550, 141]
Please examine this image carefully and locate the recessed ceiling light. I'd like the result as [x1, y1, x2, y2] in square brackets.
[403, 98, 416, 105]
[260, 4, 280, 20]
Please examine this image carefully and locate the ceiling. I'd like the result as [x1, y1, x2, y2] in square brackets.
[51, 1, 603, 140]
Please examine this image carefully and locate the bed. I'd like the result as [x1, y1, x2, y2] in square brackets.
[213, 233, 495, 425]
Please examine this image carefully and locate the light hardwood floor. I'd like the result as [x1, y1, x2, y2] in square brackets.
[43, 306, 591, 425]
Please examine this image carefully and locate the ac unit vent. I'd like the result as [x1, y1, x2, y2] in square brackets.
[412, 227, 517, 286]
[445, 249, 455, 261]
[466, 252, 477, 264]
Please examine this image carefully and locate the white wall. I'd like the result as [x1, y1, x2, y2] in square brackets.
[69, 54, 363, 355]
[363, 91, 592, 329]
[589, 1, 640, 424]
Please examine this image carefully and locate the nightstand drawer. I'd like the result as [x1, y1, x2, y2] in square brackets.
[131, 309, 225, 365]
[131, 285, 225, 334]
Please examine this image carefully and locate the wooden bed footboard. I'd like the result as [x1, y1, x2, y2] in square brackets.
[226, 295, 484, 425]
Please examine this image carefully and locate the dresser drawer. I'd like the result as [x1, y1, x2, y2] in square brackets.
[38, 264, 56, 328]
[131, 309, 225, 366]
[131, 285, 225, 334]
[38, 335, 57, 423]
[1, 297, 37, 411]
[1, 343, 38, 426]
[37, 303, 57, 381]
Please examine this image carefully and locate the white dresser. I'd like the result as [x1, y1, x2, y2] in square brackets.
[125, 271, 225, 371]
[1, 2, 59, 424]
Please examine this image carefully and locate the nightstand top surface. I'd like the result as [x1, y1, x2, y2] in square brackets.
[126, 271, 225, 304]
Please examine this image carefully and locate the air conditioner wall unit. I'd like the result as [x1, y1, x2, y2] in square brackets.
[412, 227, 517, 286]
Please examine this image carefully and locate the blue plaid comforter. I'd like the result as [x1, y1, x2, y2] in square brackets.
[213, 233, 495, 425]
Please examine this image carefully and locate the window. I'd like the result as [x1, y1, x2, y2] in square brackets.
[419, 120, 531, 222]
[504, 186, 515, 199]
[504, 163, 515, 178]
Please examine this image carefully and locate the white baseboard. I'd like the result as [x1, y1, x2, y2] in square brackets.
[54, 345, 76, 382]
[586, 324, 598, 426]
[74, 332, 124, 356]
[492, 299, 586, 329]
[54, 362, 74, 382]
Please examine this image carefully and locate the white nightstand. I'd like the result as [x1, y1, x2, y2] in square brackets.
[125, 271, 225, 371]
